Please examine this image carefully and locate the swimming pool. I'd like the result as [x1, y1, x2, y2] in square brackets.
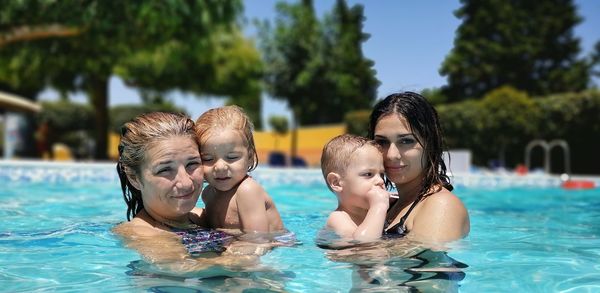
[1, 161, 599, 292]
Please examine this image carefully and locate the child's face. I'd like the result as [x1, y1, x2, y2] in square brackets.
[200, 130, 251, 192]
[339, 145, 385, 209]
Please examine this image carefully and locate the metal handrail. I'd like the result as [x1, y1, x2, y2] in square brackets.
[525, 139, 549, 173]
[548, 139, 571, 175]
[524, 139, 570, 175]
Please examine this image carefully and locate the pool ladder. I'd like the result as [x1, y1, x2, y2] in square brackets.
[524, 139, 571, 175]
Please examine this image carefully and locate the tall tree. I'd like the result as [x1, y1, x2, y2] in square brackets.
[259, 0, 377, 160]
[259, 0, 321, 126]
[592, 41, 600, 81]
[260, 0, 377, 126]
[0, 1, 262, 158]
[258, 0, 321, 159]
[440, 0, 590, 101]
[320, 0, 378, 124]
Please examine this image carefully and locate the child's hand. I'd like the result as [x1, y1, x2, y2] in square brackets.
[366, 185, 390, 209]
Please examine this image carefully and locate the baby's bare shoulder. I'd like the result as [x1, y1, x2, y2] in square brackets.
[236, 176, 268, 199]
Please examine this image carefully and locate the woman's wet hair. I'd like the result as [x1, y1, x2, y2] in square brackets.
[195, 105, 258, 172]
[116, 112, 196, 221]
[368, 91, 453, 196]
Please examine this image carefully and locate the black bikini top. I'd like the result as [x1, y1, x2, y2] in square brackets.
[384, 195, 423, 237]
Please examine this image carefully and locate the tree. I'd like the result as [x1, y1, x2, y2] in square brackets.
[479, 86, 539, 167]
[440, 0, 590, 101]
[259, 0, 377, 157]
[591, 41, 600, 82]
[420, 88, 448, 105]
[1, 1, 262, 159]
[320, 0, 378, 123]
[117, 29, 264, 129]
[259, 0, 321, 159]
[268, 115, 289, 150]
[261, 0, 377, 126]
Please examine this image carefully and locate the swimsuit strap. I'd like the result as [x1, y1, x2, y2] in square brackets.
[385, 194, 423, 235]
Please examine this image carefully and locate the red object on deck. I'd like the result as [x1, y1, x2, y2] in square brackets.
[515, 164, 528, 175]
[561, 180, 596, 190]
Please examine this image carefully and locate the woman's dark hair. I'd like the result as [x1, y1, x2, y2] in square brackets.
[368, 91, 453, 197]
[116, 112, 196, 221]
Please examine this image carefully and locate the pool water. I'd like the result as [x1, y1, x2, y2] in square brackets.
[1, 163, 599, 292]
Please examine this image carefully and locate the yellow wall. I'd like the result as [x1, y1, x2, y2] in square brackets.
[108, 123, 347, 166]
[254, 124, 346, 166]
[109, 132, 120, 160]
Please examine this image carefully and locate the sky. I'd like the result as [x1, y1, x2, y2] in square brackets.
[40, 0, 600, 130]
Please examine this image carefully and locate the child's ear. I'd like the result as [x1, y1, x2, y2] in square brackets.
[326, 172, 343, 193]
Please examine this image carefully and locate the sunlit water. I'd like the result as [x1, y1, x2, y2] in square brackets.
[1, 163, 599, 292]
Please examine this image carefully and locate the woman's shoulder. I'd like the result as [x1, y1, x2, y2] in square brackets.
[113, 217, 159, 237]
[412, 187, 470, 241]
[421, 188, 466, 212]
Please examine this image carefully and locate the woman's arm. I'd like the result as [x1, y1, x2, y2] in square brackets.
[112, 221, 257, 273]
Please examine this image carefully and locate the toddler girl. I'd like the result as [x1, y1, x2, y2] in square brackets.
[196, 105, 285, 233]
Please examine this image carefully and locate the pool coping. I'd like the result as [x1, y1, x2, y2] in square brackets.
[1, 160, 598, 188]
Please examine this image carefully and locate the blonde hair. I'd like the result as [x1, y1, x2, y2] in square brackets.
[321, 134, 380, 191]
[117, 112, 196, 220]
[195, 105, 258, 171]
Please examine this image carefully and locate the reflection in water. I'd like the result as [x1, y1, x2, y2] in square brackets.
[118, 229, 300, 292]
[126, 259, 295, 292]
[318, 230, 468, 292]
[349, 250, 467, 292]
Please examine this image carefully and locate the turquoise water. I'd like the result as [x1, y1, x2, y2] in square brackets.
[1, 164, 599, 292]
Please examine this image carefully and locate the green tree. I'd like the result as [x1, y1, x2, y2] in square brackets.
[344, 110, 370, 137]
[258, 0, 321, 158]
[440, 0, 590, 101]
[259, 0, 377, 157]
[109, 103, 186, 134]
[268, 115, 289, 150]
[261, 0, 377, 126]
[420, 88, 448, 105]
[479, 86, 539, 167]
[318, 0, 378, 124]
[117, 30, 264, 129]
[1, 1, 262, 159]
[591, 41, 600, 82]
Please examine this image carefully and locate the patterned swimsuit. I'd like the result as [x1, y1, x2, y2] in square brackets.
[170, 227, 234, 256]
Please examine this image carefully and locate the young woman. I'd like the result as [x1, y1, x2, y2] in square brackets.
[368, 92, 470, 243]
[195, 105, 284, 233]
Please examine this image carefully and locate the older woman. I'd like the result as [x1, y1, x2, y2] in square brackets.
[112, 112, 257, 272]
[368, 92, 470, 243]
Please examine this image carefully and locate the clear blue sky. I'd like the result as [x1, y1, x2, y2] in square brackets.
[40, 0, 600, 129]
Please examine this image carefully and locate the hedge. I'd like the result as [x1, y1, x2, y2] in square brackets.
[437, 88, 600, 174]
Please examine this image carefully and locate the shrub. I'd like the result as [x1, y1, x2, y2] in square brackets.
[110, 103, 186, 133]
[344, 110, 371, 137]
[438, 88, 600, 173]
